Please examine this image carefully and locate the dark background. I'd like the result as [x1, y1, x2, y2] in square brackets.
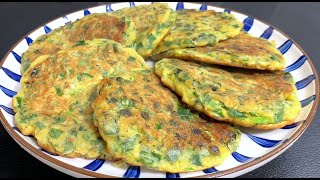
[0, 2, 319, 178]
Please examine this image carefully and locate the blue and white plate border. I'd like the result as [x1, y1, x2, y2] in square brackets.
[0, 2, 319, 178]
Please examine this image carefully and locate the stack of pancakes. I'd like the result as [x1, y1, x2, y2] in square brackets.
[12, 3, 300, 173]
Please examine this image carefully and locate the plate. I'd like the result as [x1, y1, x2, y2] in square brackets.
[0, 2, 319, 178]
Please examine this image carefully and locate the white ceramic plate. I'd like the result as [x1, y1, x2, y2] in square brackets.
[0, 2, 319, 178]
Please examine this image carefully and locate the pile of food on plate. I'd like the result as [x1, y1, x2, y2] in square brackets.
[12, 3, 301, 173]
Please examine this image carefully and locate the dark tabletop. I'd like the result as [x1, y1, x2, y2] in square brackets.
[0, 2, 319, 178]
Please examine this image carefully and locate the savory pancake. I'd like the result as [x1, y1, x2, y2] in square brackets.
[12, 39, 149, 158]
[154, 58, 301, 129]
[152, 9, 243, 55]
[21, 13, 136, 74]
[111, 3, 176, 57]
[151, 32, 285, 71]
[92, 70, 241, 173]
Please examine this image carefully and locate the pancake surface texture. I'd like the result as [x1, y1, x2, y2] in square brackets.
[152, 9, 243, 55]
[12, 39, 148, 158]
[112, 3, 176, 57]
[152, 32, 285, 71]
[21, 13, 136, 74]
[155, 58, 301, 129]
[92, 70, 241, 173]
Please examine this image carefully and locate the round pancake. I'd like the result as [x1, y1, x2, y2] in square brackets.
[154, 58, 301, 129]
[151, 32, 285, 71]
[12, 39, 149, 159]
[92, 70, 241, 173]
[111, 3, 176, 57]
[152, 9, 243, 55]
[21, 13, 137, 74]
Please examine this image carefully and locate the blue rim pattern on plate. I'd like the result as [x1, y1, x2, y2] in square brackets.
[2, 67, 21, 82]
[25, 37, 33, 46]
[124, 166, 140, 178]
[44, 25, 52, 34]
[0, 2, 317, 178]
[84, 159, 105, 171]
[242, 17, 254, 32]
[11, 51, 22, 63]
[260, 27, 273, 39]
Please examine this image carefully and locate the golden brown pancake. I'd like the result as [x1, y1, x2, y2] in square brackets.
[92, 69, 241, 173]
[152, 9, 243, 55]
[12, 39, 149, 158]
[112, 3, 176, 57]
[152, 32, 285, 71]
[155, 58, 301, 129]
[21, 13, 136, 73]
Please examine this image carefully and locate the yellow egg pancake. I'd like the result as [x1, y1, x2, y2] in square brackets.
[152, 9, 243, 55]
[111, 3, 176, 57]
[155, 58, 301, 129]
[21, 13, 136, 74]
[152, 32, 285, 71]
[12, 39, 148, 158]
[92, 69, 241, 173]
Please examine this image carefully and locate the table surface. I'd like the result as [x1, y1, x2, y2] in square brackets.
[0, 2, 319, 178]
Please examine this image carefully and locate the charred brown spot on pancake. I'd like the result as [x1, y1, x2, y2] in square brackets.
[210, 146, 220, 155]
[141, 111, 150, 120]
[67, 15, 127, 44]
